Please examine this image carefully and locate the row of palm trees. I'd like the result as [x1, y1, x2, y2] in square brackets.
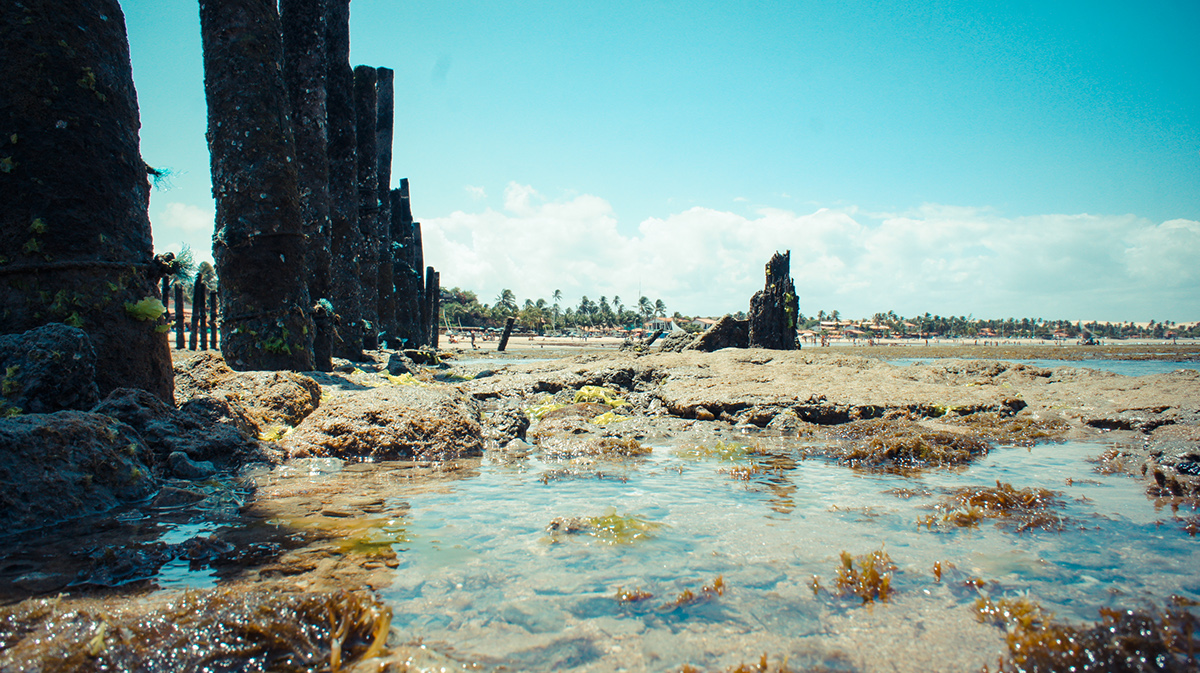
[441, 287, 669, 331]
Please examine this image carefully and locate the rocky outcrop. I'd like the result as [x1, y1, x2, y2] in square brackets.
[0, 323, 100, 415]
[0, 411, 159, 533]
[685, 315, 749, 352]
[281, 385, 483, 461]
[174, 352, 321, 434]
[91, 388, 272, 474]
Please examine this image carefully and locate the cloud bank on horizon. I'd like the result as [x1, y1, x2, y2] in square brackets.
[416, 182, 1198, 323]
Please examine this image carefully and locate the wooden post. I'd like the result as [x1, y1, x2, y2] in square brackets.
[375, 67, 396, 343]
[430, 270, 440, 349]
[354, 65, 380, 350]
[209, 288, 219, 350]
[325, 0, 362, 360]
[198, 281, 209, 350]
[161, 276, 172, 324]
[189, 278, 204, 350]
[281, 0, 333, 371]
[175, 284, 185, 350]
[498, 317, 515, 352]
[748, 250, 799, 350]
[200, 0, 315, 370]
[0, 0, 173, 401]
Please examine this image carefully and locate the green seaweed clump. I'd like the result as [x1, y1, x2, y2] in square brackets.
[920, 480, 1067, 532]
[675, 440, 761, 463]
[574, 385, 627, 407]
[0, 587, 392, 672]
[833, 548, 896, 604]
[526, 397, 567, 421]
[546, 507, 662, 545]
[976, 597, 1200, 673]
[123, 296, 166, 322]
[832, 419, 991, 470]
[941, 412, 1070, 447]
[662, 575, 726, 609]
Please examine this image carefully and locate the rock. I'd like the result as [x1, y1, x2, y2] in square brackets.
[685, 315, 749, 352]
[657, 330, 696, 353]
[0, 323, 100, 414]
[387, 351, 417, 376]
[174, 352, 322, 431]
[281, 385, 483, 461]
[168, 451, 218, 480]
[150, 486, 208, 508]
[92, 387, 268, 469]
[0, 411, 159, 533]
[483, 404, 530, 446]
[404, 348, 440, 366]
[179, 392, 259, 438]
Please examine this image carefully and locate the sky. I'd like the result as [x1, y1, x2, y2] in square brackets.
[123, 1, 1200, 323]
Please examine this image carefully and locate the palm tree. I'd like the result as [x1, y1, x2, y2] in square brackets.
[495, 289, 517, 314]
[638, 296, 652, 321]
[654, 299, 666, 317]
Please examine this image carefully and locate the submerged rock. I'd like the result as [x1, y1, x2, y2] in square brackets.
[0, 411, 158, 533]
[0, 323, 100, 415]
[281, 385, 483, 461]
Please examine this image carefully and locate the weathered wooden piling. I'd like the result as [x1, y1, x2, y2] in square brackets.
[175, 284, 186, 349]
[748, 251, 799, 350]
[429, 270, 440, 349]
[281, 0, 333, 371]
[375, 67, 396, 344]
[354, 65, 380, 350]
[197, 279, 209, 350]
[0, 0, 174, 401]
[325, 0, 363, 360]
[424, 266, 438, 348]
[498, 317, 516, 352]
[199, 0, 315, 371]
[209, 288, 219, 350]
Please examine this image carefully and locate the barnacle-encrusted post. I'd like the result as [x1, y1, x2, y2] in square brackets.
[281, 0, 334, 371]
[353, 65, 380, 350]
[748, 250, 799, 350]
[0, 0, 173, 401]
[375, 67, 396, 345]
[200, 0, 315, 370]
[326, 0, 363, 360]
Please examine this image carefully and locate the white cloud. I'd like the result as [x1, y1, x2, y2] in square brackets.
[152, 201, 214, 264]
[281, 182, 1199, 322]
[464, 185, 487, 200]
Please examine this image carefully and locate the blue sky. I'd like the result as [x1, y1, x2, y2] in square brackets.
[124, 1, 1200, 322]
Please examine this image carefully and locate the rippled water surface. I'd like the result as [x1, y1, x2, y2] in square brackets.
[250, 433, 1198, 670]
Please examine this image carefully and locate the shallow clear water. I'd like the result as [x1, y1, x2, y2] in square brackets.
[280, 435, 1197, 669]
[887, 357, 1200, 376]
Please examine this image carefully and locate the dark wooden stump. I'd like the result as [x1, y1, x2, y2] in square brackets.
[354, 65, 380, 351]
[281, 0, 333, 371]
[200, 0, 315, 370]
[175, 284, 185, 349]
[0, 0, 173, 401]
[325, 0, 362, 360]
[748, 251, 799, 350]
[209, 288, 219, 350]
[375, 67, 396, 343]
[498, 317, 515, 352]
